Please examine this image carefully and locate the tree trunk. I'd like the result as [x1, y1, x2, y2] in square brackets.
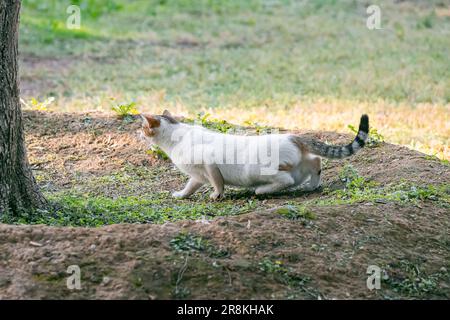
[0, 0, 46, 215]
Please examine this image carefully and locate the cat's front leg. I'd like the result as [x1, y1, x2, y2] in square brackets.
[172, 178, 203, 199]
[302, 172, 322, 192]
[254, 172, 295, 195]
[209, 191, 224, 201]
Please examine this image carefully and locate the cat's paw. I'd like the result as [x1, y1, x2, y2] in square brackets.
[302, 184, 322, 192]
[172, 191, 187, 199]
[209, 192, 224, 201]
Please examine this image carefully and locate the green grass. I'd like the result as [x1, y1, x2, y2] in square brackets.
[19, 0, 450, 159]
[304, 164, 450, 207]
[20, 0, 450, 105]
[328, 182, 450, 206]
[1, 162, 447, 227]
[257, 258, 318, 298]
[146, 145, 169, 160]
[276, 205, 317, 222]
[384, 260, 449, 297]
[424, 154, 450, 167]
[0, 191, 257, 227]
[348, 124, 385, 148]
[111, 102, 138, 119]
[170, 232, 229, 258]
[192, 112, 236, 133]
[21, 96, 56, 111]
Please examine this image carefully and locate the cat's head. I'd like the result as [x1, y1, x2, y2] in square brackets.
[140, 109, 179, 141]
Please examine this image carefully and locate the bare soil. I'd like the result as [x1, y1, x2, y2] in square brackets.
[0, 111, 448, 299]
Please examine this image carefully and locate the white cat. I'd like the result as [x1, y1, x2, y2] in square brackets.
[140, 110, 369, 200]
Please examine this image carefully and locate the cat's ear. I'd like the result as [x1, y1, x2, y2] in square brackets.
[140, 113, 160, 128]
[161, 109, 180, 124]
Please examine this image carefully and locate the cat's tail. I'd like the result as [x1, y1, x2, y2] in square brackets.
[291, 114, 369, 159]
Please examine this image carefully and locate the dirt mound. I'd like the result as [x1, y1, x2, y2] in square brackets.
[0, 110, 448, 299]
[0, 203, 448, 299]
[24, 110, 154, 174]
[23, 110, 449, 188]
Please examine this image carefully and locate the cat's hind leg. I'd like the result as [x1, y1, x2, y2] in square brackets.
[205, 165, 225, 200]
[255, 172, 295, 195]
[172, 178, 204, 199]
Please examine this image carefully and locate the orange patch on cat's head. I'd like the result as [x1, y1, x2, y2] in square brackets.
[140, 113, 160, 137]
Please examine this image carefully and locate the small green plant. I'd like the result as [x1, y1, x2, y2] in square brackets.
[393, 184, 450, 203]
[417, 14, 434, 29]
[21, 97, 55, 111]
[338, 164, 375, 190]
[323, 165, 450, 206]
[146, 145, 169, 160]
[111, 102, 138, 119]
[172, 286, 190, 299]
[258, 258, 285, 274]
[424, 154, 450, 167]
[394, 22, 405, 41]
[243, 120, 272, 135]
[339, 164, 360, 186]
[258, 258, 315, 297]
[170, 233, 208, 252]
[348, 124, 385, 147]
[330, 164, 380, 202]
[384, 260, 446, 297]
[196, 112, 235, 133]
[276, 205, 316, 221]
[170, 232, 229, 258]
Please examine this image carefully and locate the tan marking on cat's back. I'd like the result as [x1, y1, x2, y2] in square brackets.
[289, 135, 309, 155]
[278, 163, 294, 171]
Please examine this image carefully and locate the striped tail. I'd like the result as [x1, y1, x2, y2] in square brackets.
[297, 115, 369, 159]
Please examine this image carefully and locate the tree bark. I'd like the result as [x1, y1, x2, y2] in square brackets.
[0, 0, 46, 215]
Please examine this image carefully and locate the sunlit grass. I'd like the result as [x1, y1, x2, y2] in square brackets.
[44, 94, 450, 160]
[19, 0, 450, 160]
[204, 99, 450, 160]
